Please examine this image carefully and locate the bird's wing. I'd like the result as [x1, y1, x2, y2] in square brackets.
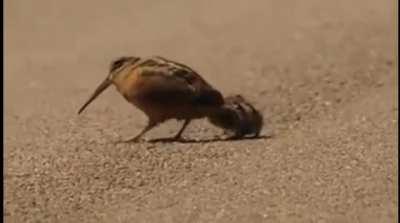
[134, 56, 224, 106]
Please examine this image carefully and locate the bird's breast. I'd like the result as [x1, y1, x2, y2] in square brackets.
[113, 69, 142, 98]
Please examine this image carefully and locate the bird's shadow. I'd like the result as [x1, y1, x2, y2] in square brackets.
[147, 135, 272, 144]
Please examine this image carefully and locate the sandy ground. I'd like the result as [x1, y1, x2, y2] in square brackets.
[4, 0, 398, 222]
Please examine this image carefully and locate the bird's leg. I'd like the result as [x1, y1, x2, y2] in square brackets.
[123, 120, 157, 143]
[173, 119, 191, 140]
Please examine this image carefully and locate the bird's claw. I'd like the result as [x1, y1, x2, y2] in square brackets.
[172, 135, 184, 141]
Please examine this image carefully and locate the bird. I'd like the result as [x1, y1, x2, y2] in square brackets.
[207, 94, 263, 139]
[78, 56, 224, 142]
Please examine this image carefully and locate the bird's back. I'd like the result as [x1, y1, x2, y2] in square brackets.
[113, 56, 224, 122]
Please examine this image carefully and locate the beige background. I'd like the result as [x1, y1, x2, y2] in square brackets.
[4, 0, 397, 222]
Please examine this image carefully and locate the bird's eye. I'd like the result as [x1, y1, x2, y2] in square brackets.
[110, 56, 140, 73]
[110, 59, 126, 73]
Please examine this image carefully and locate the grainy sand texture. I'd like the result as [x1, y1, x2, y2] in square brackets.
[5, 0, 397, 222]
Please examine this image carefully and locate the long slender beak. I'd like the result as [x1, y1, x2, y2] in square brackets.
[78, 78, 112, 114]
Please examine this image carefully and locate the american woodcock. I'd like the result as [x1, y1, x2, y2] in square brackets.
[78, 56, 224, 142]
[207, 94, 263, 139]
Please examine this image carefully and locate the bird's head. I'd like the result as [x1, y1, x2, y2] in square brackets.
[108, 56, 141, 81]
[77, 56, 140, 114]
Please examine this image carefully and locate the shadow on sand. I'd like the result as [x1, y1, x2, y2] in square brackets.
[147, 135, 272, 144]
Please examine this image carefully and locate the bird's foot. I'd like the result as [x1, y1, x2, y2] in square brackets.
[172, 134, 184, 141]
